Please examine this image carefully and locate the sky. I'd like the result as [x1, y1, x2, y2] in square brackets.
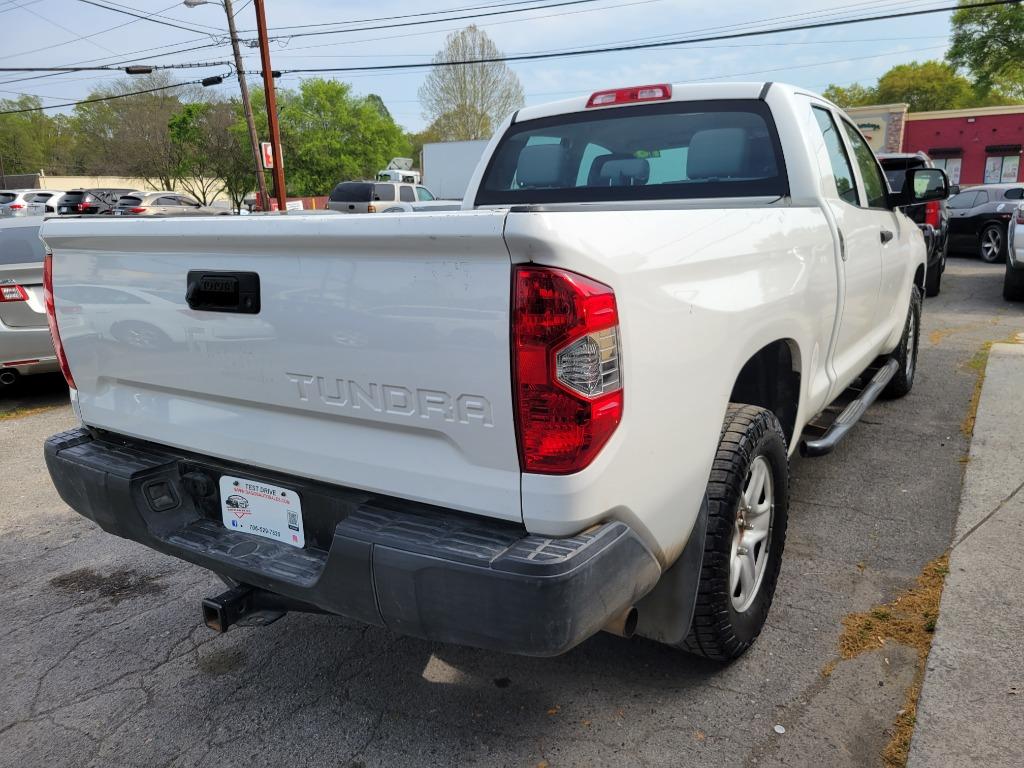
[0, 0, 958, 132]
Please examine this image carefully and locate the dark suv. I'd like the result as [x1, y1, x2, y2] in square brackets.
[878, 152, 948, 297]
[56, 188, 139, 216]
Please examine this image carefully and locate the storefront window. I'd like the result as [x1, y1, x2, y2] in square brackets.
[933, 157, 962, 185]
[984, 155, 1020, 184]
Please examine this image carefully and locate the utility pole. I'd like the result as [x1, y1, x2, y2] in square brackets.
[222, 0, 269, 210]
[185, 0, 269, 210]
[253, 0, 287, 213]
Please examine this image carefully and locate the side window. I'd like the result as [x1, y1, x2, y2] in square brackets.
[975, 190, 989, 205]
[155, 197, 179, 206]
[399, 186, 415, 203]
[416, 187, 435, 201]
[1005, 188, 1023, 200]
[949, 191, 977, 209]
[373, 183, 395, 201]
[178, 196, 199, 206]
[811, 107, 858, 205]
[840, 120, 888, 208]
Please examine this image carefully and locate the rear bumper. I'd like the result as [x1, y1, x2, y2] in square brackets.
[45, 428, 661, 656]
[1, 325, 58, 376]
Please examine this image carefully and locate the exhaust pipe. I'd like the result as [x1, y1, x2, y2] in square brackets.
[602, 605, 639, 638]
[0, 370, 17, 386]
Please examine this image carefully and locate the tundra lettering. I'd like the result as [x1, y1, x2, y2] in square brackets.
[286, 372, 494, 426]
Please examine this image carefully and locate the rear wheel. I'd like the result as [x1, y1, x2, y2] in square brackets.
[925, 244, 945, 297]
[682, 404, 789, 661]
[979, 223, 1006, 263]
[1004, 264, 1024, 301]
[883, 285, 922, 399]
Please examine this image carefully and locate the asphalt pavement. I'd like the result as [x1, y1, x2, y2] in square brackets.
[1, 259, 1022, 768]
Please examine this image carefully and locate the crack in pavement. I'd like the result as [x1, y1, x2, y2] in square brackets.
[951, 476, 1024, 549]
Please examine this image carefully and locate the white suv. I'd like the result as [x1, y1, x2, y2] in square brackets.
[326, 181, 437, 213]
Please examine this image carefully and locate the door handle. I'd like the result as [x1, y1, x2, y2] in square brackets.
[880, 230, 894, 244]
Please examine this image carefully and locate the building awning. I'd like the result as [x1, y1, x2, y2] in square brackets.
[986, 144, 1022, 154]
[928, 147, 963, 157]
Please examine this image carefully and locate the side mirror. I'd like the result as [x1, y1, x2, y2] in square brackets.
[894, 167, 949, 208]
[950, 184, 960, 196]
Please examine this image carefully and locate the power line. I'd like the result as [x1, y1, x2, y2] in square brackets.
[96, 0, 224, 32]
[244, 0, 604, 33]
[5, 1, 203, 59]
[277, 0, 1020, 74]
[267, 0, 934, 57]
[0, 63, 231, 73]
[0, 80, 209, 115]
[75, 0, 217, 35]
[0, 39, 227, 87]
[264, 0, 618, 42]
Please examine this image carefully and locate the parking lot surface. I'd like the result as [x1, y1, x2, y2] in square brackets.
[2, 260, 1022, 768]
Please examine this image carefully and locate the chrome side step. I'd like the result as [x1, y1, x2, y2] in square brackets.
[799, 359, 899, 458]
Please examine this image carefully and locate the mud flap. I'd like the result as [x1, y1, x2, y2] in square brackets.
[633, 494, 709, 645]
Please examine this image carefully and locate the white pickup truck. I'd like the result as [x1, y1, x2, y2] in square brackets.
[41, 82, 947, 660]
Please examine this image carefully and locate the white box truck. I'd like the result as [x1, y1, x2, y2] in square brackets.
[421, 140, 489, 200]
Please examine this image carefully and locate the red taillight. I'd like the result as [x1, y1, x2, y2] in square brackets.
[924, 200, 941, 228]
[43, 251, 77, 390]
[0, 284, 28, 302]
[586, 83, 671, 108]
[130, 207, 145, 213]
[512, 266, 623, 474]
[8, 203, 25, 210]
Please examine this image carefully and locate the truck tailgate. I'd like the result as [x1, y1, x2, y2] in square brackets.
[42, 212, 521, 522]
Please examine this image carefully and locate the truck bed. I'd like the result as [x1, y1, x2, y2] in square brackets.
[42, 212, 522, 522]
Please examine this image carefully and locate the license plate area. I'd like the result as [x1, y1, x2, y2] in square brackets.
[220, 475, 305, 548]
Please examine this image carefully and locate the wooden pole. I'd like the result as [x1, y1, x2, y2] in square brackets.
[254, 0, 287, 213]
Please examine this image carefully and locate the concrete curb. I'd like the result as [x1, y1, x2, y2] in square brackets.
[907, 343, 1024, 767]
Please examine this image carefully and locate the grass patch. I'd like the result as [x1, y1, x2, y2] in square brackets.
[960, 343, 992, 439]
[0, 404, 60, 421]
[837, 554, 950, 767]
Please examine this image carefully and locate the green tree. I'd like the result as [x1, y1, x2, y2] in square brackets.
[253, 79, 409, 196]
[418, 25, 524, 140]
[949, 0, 1024, 100]
[822, 82, 878, 109]
[873, 60, 979, 111]
[71, 73, 204, 188]
[0, 96, 58, 176]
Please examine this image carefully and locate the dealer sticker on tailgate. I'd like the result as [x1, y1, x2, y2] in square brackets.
[220, 475, 305, 548]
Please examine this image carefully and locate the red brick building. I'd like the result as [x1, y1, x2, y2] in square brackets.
[847, 103, 1024, 187]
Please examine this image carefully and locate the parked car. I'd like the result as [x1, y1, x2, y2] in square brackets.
[0, 217, 57, 386]
[946, 182, 1024, 262]
[878, 152, 948, 296]
[326, 181, 438, 213]
[1005, 202, 1024, 301]
[111, 191, 228, 217]
[41, 82, 943, 661]
[56, 188, 139, 216]
[0, 189, 64, 217]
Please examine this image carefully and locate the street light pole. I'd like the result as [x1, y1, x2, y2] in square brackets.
[185, 0, 268, 211]
[253, 0, 287, 213]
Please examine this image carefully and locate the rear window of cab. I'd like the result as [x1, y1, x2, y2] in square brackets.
[476, 99, 787, 206]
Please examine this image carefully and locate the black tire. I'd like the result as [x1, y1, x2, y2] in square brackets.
[1005, 264, 1024, 302]
[925, 260, 942, 297]
[883, 285, 922, 399]
[682, 404, 789, 662]
[979, 223, 1007, 263]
